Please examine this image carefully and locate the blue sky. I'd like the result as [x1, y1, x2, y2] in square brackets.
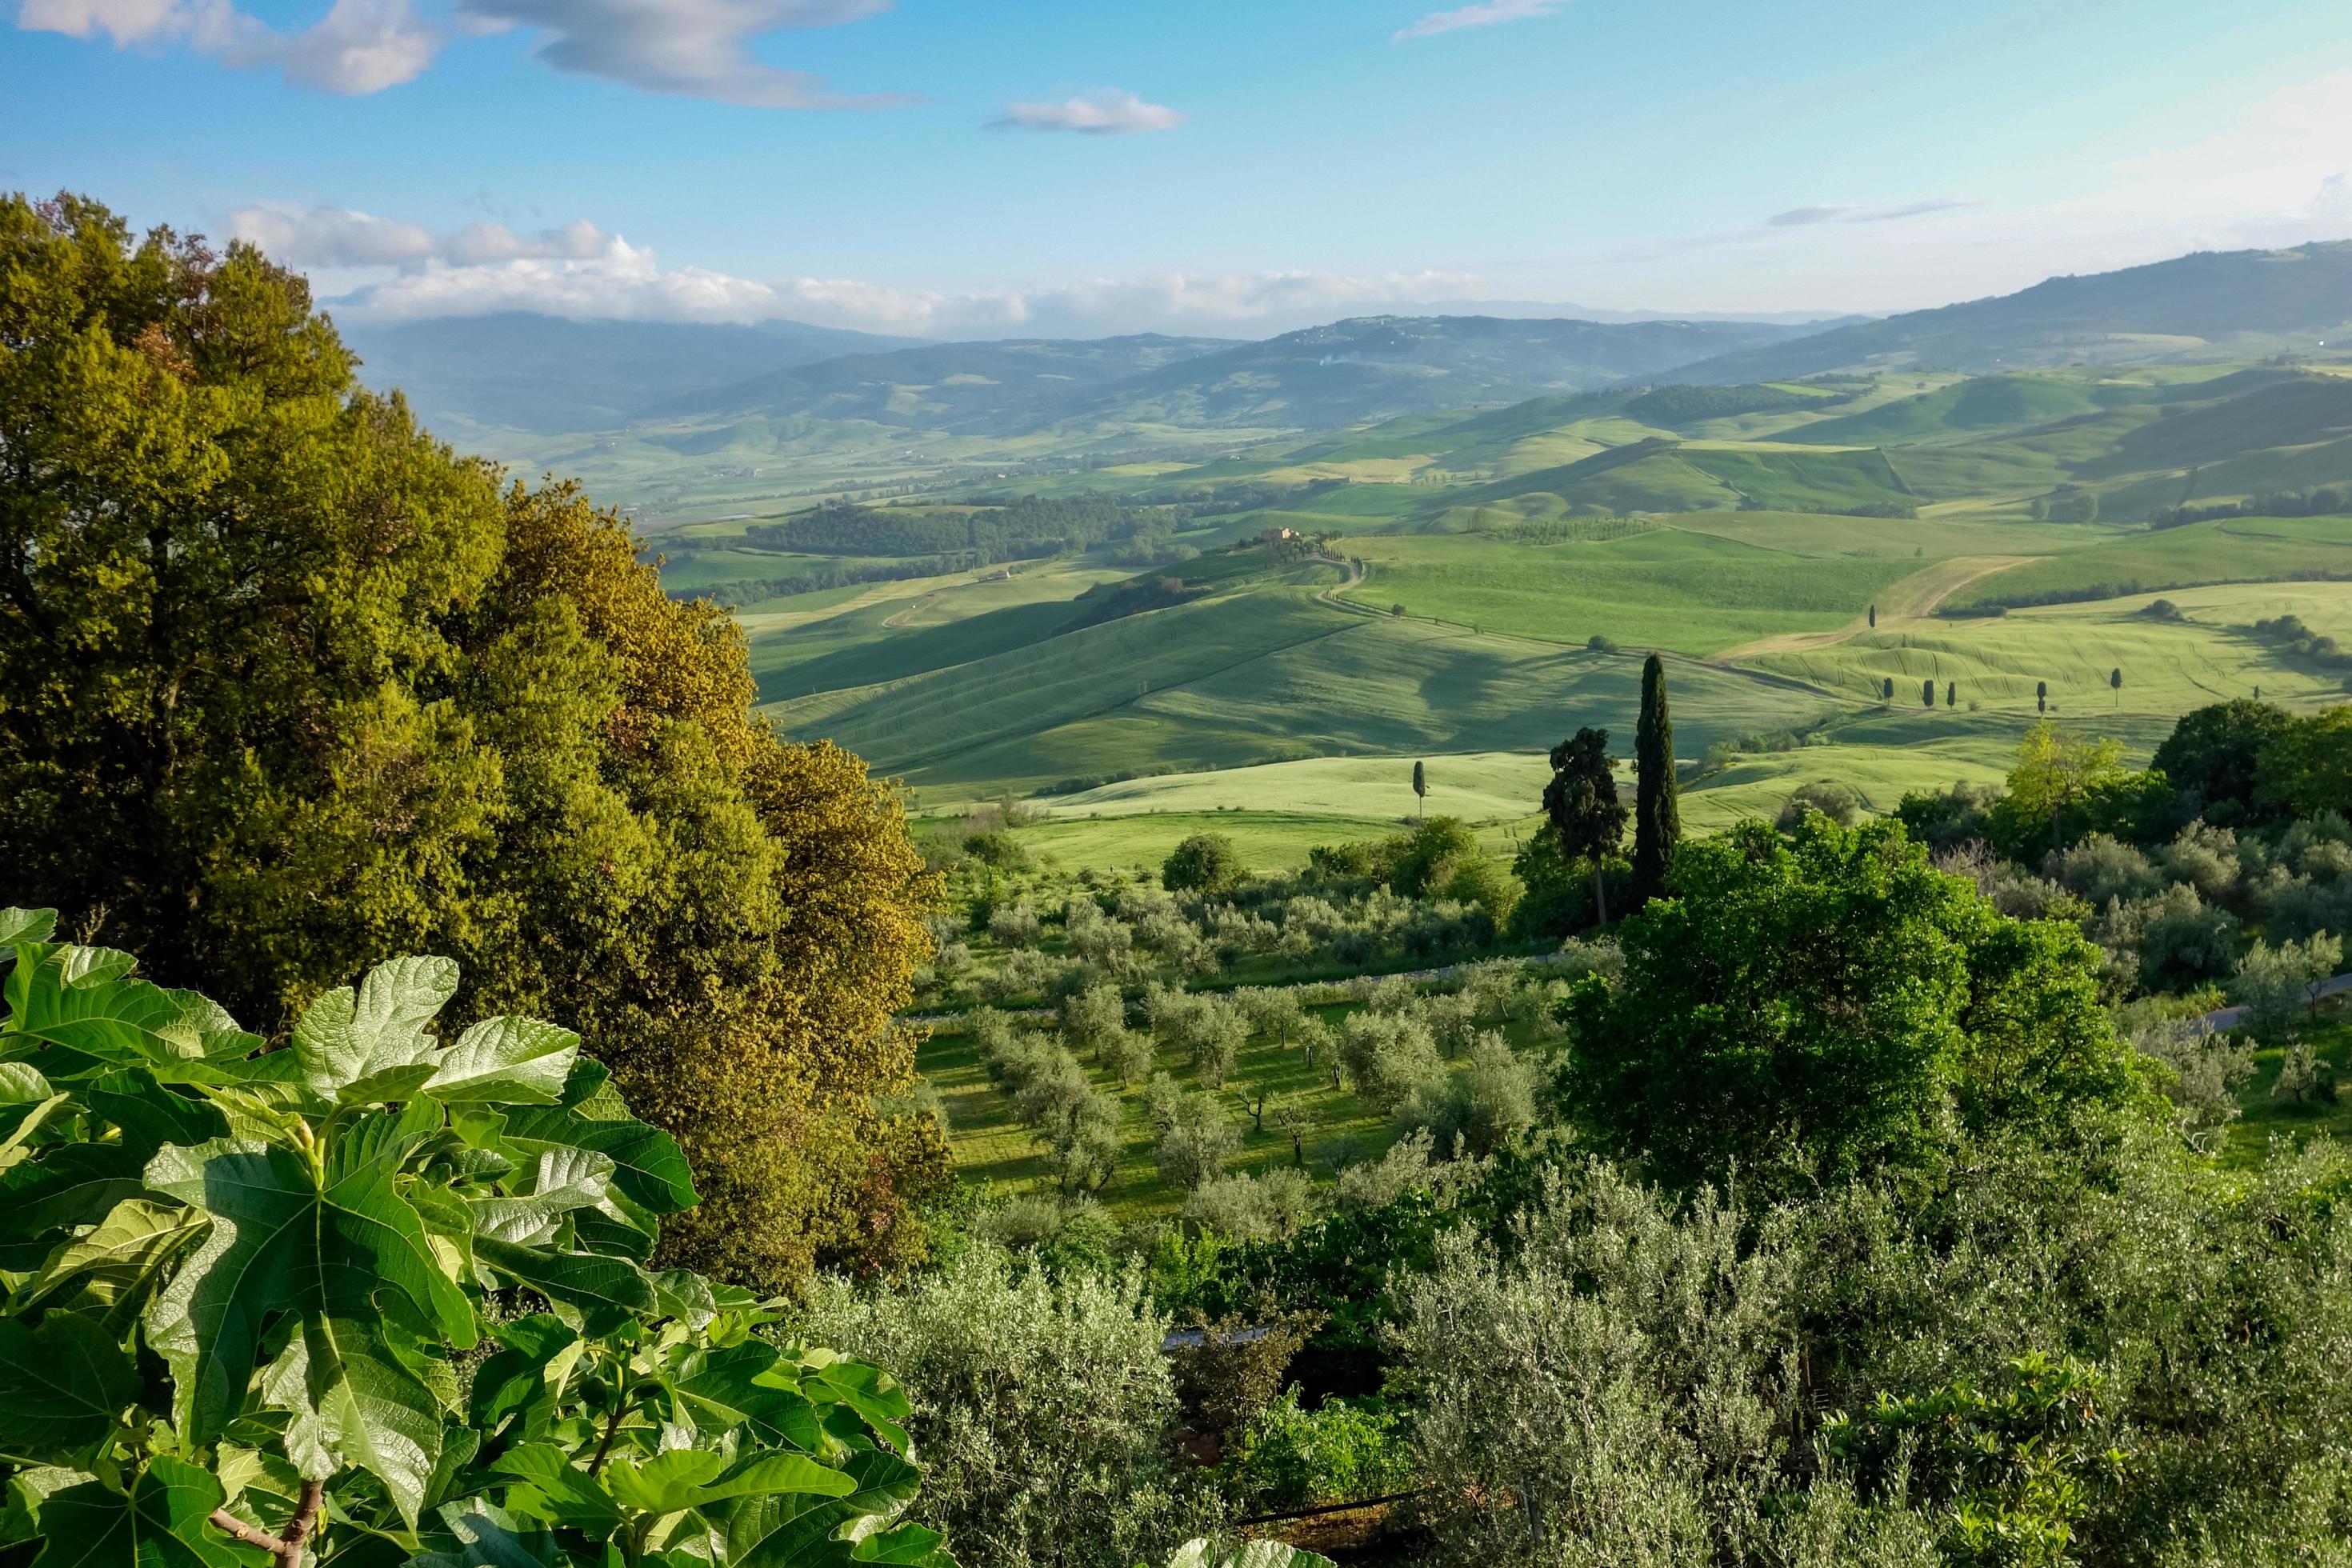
[10, 0, 2352, 336]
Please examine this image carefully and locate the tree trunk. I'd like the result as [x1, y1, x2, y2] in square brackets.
[1592, 854, 1610, 927]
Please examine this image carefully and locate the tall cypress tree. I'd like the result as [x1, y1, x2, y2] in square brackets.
[1633, 653, 1680, 905]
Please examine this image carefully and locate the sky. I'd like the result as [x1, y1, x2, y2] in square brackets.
[9, 0, 2352, 339]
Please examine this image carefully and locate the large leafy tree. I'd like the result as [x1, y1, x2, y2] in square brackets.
[0, 914, 954, 1566]
[1630, 654, 1678, 907]
[2151, 698, 2294, 822]
[1562, 816, 2147, 1190]
[1542, 728, 1626, 926]
[2257, 704, 2352, 819]
[0, 194, 945, 1289]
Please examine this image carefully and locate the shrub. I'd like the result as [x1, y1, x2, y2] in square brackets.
[1778, 778, 1866, 830]
[2046, 833, 2162, 906]
[1164, 834, 1246, 894]
[1397, 1033, 1540, 1158]
[1150, 1076, 1246, 1190]
[1183, 1168, 1318, 1241]
[988, 900, 1043, 948]
[0, 914, 947, 1567]
[1223, 1392, 1414, 1513]
[802, 1250, 1202, 1568]
[1337, 1012, 1444, 1112]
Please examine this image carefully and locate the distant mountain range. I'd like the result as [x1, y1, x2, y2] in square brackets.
[345, 239, 2352, 449]
[340, 313, 921, 435]
[640, 334, 1242, 430]
[634, 315, 1819, 440]
[1674, 240, 2352, 384]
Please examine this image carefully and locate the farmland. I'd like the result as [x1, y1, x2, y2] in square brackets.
[650, 354, 2352, 882]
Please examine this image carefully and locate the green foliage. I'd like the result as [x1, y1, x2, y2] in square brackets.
[801, 1250, 1201, 1568]
[1221, 1392, 1412, 1514]
[1162, 835, 1246, 895]
[1543, 728, 1627, 925]
[2154, 700, 2296, 822]
[1390, 1139, 2352, 1566]
[1562, 818, 2146, 1190]
[1825, 1354, 2123, 1567]
[0, 195, 948, 1290]
[1631, 654, 1680, 907]
[0, 914, 950, 1567]
[2258, 705, 2352, 818]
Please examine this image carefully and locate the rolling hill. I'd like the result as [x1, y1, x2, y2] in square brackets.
[633, 315, 1822, 442]
[341, 311, 921, 436]
[1673, 241, 2352, 382]
[1062, 314, 1822, 428]
[640, 334, 1243, 431]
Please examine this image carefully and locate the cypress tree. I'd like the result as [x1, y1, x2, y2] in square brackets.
[1946, 680, 1958, 707]
[1923, 678, 1937, 707]
[1868, 604, 1877, 628]
[1412, 758, 1427, 818]
[2037, 679, 2048, 714]
[1882, 676, 1894, 702]
[1633, 653, 1680, 905]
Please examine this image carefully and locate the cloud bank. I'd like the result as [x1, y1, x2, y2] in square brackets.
[18, 0, 438, 92]
[230, 203, 1476, 338]
[990, 90, 1184, 134]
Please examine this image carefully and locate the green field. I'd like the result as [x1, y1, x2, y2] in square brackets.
[1335, 526, 1932, 654]
[1754, 582, 2352, 713]
[1942, 516, 2352, 609]
[652, 358, 2352, 867]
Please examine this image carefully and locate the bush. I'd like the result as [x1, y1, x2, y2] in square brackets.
[0, 915, 948, 1567]
[1563, 817, 2146, 1193]
[1223, 1392, 1414, 1513]
[1778, 778, 1866, 830]
[1337, 1012, 1444, 1112]
[2046, 833, 2162, 906]
[802, 1250, 1204, 1568]
[1164, 834, 1246, 894]
[1397, 1033, 1540, 1158]
[1150, 1074, 1246, 1190]
[989, 899, 1044, 948]
[1184, 1168, 1318, 1241]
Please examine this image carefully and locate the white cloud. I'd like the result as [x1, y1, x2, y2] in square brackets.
[1393, 0, 1562, 42]
[18, 0, 438, 93]
[451, 0, 912, 109]
[990, 90, 1184, 135]
[18, 0, 182, 43]
[1766, 198, 1985, 227]
[231, 202, 1481, 338]
[230, 204, 436, 266]
[343, 258, 1486, 338]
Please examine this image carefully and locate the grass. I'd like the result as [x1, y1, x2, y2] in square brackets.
[2224, 1004, 2352, 1167]
[1336, 528, 1931, 656]
[918, 1002, 1523, 1221]
[1941, 516, 2352, 609]
[1750, 582, 2352, 714]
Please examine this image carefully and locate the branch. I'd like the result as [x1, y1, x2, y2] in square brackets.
[208, 1479, 326, 1565]
[206, 1510, 286, 1555]
[586, 1402, 626, 1478]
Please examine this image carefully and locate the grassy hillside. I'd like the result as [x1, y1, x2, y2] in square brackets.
[1942, 516, 2352, 608]
[1335, 528, 1928, 654]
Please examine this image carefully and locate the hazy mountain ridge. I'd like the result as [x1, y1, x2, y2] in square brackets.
[638, 334, 1243, 430]
[1672, 241, 2352, 383]
[341, 312, 923, 435]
